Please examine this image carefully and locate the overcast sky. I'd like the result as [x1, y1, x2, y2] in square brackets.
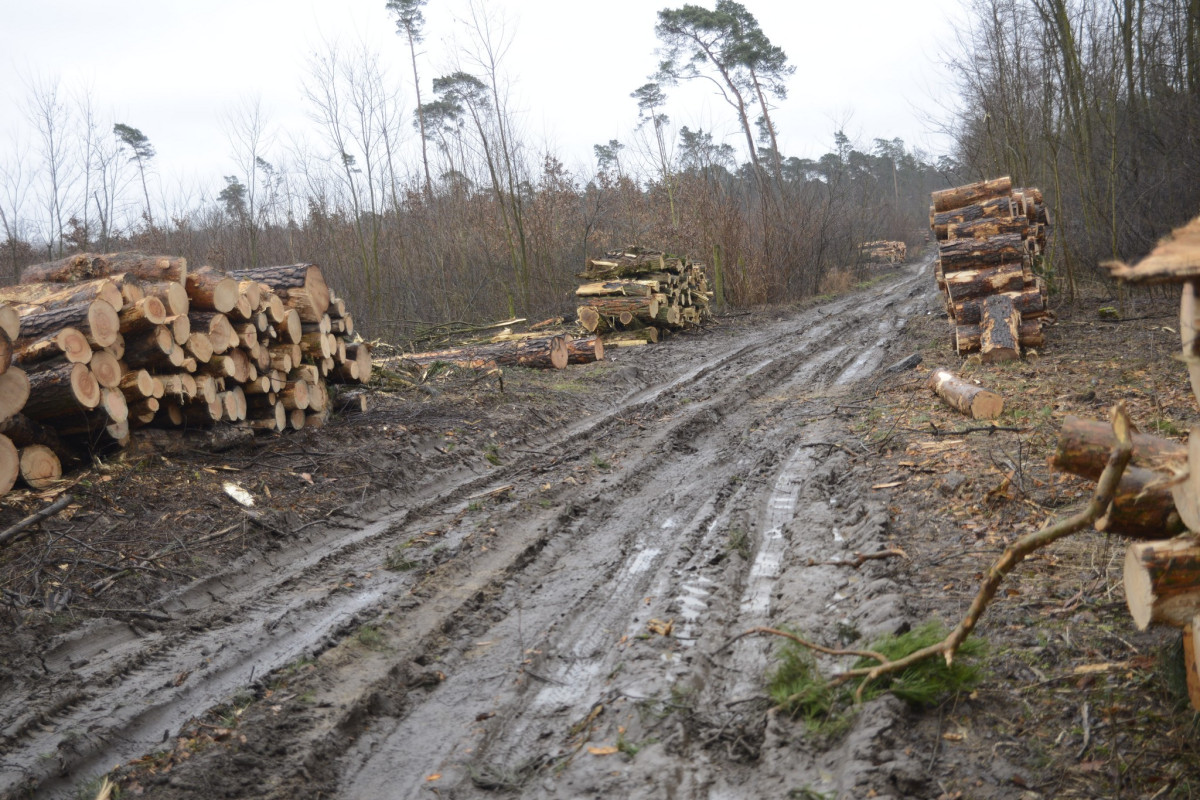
[0, 0, 967, 196]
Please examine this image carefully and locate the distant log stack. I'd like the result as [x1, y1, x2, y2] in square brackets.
[575, 247, 712, 347]
[0, 252, 372, 497]
[858, 240, 907, 265]
[929, 177, 1051, 361]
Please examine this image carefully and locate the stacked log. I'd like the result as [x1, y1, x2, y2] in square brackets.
[575, 247, 712, 346]
[858, 240, 907, 264]
[0, 308, 34, 494]
[930, 177, 1051, 360]
[1049, 217, 1200, 710]
[0, 253, 372, 494]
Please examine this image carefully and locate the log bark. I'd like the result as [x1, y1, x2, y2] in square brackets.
[13, 327, 94, 368]
[942, 216, 1031, 242]
[19, 253, 186, 284]
[0, 413, 77, 468]
[1094, 465, 1187, 538]
[561, 335, 605, 365]
[1125, 537, 1200, 628]
[931, 196, 1017, 239]
[1185, 619, 1200, 711]
[926, 367, 1004, 419]
[185, 267, 239, 313]
[576, 280, 654, 298]
[931, 176, 1013, 213]
[17, 299, 120, 348]
[578, 296, 660, 328]
[980, 295, 1021, 363]
[405, 336, 569, 370]
[0, 276, 126, 313]
[228, 264, 330, 322]
[118, 295, 168, 334]
[952, 288, 1046, 325]
[938, 233, 1028, 273]
[954, 321, 1044, 353]
[122, 326, 177, 370]
[23, 362, 100, 418]
[943, 262, 1027, 302]
[1051, 415, 1184, 480]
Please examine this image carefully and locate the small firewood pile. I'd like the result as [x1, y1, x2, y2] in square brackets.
[0, 252, 370, 497]
[858, 240, 907, 265]
[575, 247, 713, 348]
[929, 176, 1051, 361]
[1046, 215, 1200, 709]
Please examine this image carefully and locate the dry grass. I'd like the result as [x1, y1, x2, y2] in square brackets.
[818, 267, 856, 295]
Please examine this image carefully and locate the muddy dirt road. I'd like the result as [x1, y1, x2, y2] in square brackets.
[2, 259, 937, 799]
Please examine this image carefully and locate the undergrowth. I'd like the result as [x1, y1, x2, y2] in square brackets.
[768, 621, 985, 734]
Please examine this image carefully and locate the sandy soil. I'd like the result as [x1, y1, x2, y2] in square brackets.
[2, 256, 1198, 800]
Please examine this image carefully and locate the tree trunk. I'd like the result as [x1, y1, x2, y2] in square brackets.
[561, 335, 604, 365]
[0, 413, 78, 468]
[1051, 415, 1184, 480]
[17, 299, 120, 348]
[943, 262, 1028, 301]
[19, 252, 187, 284]
[405, 335, 569, 370]
[926, 367, 1004, 419]
[228, 264, 330, 323]
[939, 233, 1028, 273]
[952, 288, 1046, 324]
[0, 275, 126, 313]
[577, 296, 660, 328]
[931, 196, 1017, 239]
[185, 267, 239, 313]
[576, 280, 654, 298]
[1093, 465, 1187, 539]
[942, 215, 1031, 242]
[931, 176, 1013, 212]
[23, 361, 100, 418]
[954, 320, 1044, 353]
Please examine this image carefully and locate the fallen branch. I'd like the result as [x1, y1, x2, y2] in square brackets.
[741, 402, 1133, 705]
[0, 493, 73, 548]
[921, 423, 1029, 437]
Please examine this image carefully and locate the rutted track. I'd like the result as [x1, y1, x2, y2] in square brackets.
[1, 259, 935, 800]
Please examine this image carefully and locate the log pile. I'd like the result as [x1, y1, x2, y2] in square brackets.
[0, 252, 371, 496]
[1042, 216, 1200, 709]
[858, 240, 907, 264]
[929, 176, 1051, 361]
[575, 247, 712, 347]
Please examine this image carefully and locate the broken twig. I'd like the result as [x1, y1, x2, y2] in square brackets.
[0, 493, 73, 548]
